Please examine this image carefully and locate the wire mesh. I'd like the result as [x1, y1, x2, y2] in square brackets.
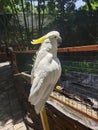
[58, 50, 98, 121]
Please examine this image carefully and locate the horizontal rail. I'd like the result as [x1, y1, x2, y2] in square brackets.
[0, 44, 98, 54]
[58, 44, 98, 52]
[13, 44, 98, 54]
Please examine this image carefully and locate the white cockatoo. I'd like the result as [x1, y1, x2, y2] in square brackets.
[29, 31, 62, 114]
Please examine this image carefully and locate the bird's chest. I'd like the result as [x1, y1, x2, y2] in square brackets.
[47, 58, 61, 84]
[34, 53, 61, 78]
[49, 58, 60, 71]
[40, 55, 60, 71]
[34, 53, 52, 68]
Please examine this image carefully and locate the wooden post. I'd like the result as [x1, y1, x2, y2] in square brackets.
[40, 106, 50, 130]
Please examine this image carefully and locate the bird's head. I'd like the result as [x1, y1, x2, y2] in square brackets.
[31, 31, 62, 46]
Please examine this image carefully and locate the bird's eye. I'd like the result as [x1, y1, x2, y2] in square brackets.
[54, 36, 57, 38]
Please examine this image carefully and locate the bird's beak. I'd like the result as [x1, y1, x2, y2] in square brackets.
[57, 37, 62, 46]
[31, 35, 46, 44]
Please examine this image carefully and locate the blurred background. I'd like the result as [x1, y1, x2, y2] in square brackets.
[0, 0, 98, 51]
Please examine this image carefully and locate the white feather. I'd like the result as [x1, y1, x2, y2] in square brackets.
[29, 31, 62, 114]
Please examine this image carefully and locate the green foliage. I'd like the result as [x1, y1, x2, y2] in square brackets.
[0, 0, 98, 50]
[32, 55, 36, 62]
[0, 0, 20, 13]
[62, 60, 98, 74]
[47, 1, 56, 14]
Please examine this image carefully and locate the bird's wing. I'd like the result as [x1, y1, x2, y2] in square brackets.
[29, 68, 59, 113]
[31, 51, 51, 83]
[29, 53, 53, 102]
[29, 54, 61, 113]
[29, 69, 50, 104]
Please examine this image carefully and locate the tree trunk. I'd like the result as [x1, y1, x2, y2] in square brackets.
[31, 0, 34, 37]
[20, 0, 30, 48]
[38, 0, 41, 35]
[86, 0, 92, 15]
